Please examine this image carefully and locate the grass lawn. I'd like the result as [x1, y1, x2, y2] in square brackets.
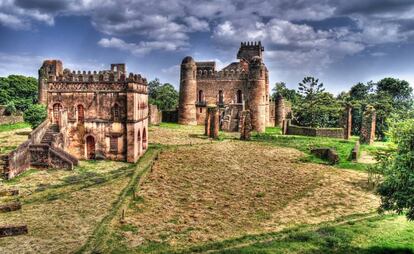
[252, 127, 389, 171]
[0, 122, 30, 132]
[177, 214, 414, 254]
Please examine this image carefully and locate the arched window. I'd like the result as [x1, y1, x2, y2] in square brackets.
[236, 90, 242, 103]
[198, 90, 204, 102]
[113, 104, 120, 121]
[77, 104, 84, 123]
[53, 103, 62, 124]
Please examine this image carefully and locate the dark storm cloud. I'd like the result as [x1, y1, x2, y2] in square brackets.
[1, 0, 414, 90]
[334, 0, 414, 16]
[14, 0, 69, 12]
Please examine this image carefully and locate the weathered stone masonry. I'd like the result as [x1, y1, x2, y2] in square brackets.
[39, 60, 149, 163]
[178, 42, 270, 133]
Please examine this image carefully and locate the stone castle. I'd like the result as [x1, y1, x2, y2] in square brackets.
[38, 60, 149, 162]
[178, 41, 271, 132]
[1, 60, 148, 179]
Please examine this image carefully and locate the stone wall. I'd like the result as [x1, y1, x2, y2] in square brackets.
[360, 106, 376, 145]
[0, 115, 24, 125]
[1, 140, 31, 179]
[286, 123, 345, 139]
[149, 104, 161, 125]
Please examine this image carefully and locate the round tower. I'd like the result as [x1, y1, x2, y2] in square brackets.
[178, 56, 197, 125]
[247, 56, 266, 133]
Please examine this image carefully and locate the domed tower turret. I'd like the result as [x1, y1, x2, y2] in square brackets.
[178, 56, 197, 125]
[247, 56, 267, 132]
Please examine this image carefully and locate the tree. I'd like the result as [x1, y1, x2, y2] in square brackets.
[0, 75, 38, 112]
[148, 78, 179, 111]
[271, 82, 300, 104]
[293, 77, 340, 128]
[23, 104, 47, 129]
[377, 119, 414, 220]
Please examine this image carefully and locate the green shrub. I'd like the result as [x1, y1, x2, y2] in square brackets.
[23, 104, 47, 129]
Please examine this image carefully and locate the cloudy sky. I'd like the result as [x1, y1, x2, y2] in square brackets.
[1, 0, 414, 93]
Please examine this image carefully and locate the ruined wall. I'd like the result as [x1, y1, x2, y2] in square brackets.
[1, 140, 31, 179]
[286, 124, 345, 139]
[267, 100, 275, 127]
[360, 106, 376, 145]
[149, 104, 161, 125]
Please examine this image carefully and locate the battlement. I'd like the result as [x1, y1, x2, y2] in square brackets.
[40, 61, 147, 85]
[237, 41, 264, 61]
[196, 68, 248, 80]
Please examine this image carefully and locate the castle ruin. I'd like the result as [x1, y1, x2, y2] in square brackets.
[178, 41, 270, 133]
[38, 60, 149, 162]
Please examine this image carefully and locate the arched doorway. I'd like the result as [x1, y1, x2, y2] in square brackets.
[86, 136, 96, 159]
[53, 103, 62, 124]
[142, 128, 147, 150]
[77, 104, 84, 123]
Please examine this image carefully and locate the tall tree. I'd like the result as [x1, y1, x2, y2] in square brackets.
[148, 78, 179, 111]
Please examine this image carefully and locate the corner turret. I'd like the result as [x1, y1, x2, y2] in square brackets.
[38, 60, 63, 105]
[237, 41, 264, 62]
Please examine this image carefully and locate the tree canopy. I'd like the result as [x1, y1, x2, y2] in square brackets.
[148, 78, 179, 111]
[0, 75, 38, 112]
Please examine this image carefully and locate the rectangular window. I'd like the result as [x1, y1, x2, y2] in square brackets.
[110, 137, 118, 152]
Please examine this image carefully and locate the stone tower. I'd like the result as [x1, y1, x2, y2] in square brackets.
[38, 60, 63, 105]
[178, 56, 197, 125]
[248, 56, 267, 132]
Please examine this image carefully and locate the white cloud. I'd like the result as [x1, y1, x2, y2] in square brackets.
[98, 37, 187, 55]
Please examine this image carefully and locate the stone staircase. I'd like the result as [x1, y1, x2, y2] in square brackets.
[29, 124, 78, 170]
[40, 124, 59, 145]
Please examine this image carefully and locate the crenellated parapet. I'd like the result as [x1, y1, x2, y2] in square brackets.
[196, 69, 248, 80]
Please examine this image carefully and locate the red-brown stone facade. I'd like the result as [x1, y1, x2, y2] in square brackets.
[38, 61, 149, 163]
[178, 42, 270, 133]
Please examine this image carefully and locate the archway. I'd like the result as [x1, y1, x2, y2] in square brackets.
[142, 128, 147, 150]
[86, 136, 96, 159]
[77, 104, 84, 123]
[53, 103, 62, 125]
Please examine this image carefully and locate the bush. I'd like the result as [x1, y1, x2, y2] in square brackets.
[4, 101, 17, 115]
[23, 104, 47, 129]
[377, 119, 414, 220]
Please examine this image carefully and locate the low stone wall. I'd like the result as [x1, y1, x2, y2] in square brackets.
[29, 120, 49, 144]
[0, 115, 24, 125]
[286, 124, 344, 139]
[1, 140, 31, 179]
[162, 110, 178, 123]
[311, 148, 339, 165]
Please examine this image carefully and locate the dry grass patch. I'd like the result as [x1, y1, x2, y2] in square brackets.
[149, 124, 211, 146]
[119, 141, 378, 250]
[0, 127, 31, 155]
[0, 160, 132, 254]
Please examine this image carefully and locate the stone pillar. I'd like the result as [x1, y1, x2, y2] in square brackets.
[240, 110, 252, 140]
[205, 106, 219, 139]
[342, 106, 352, 140]
[275, 94, 285, 127]
[360, 106, 376, 145]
